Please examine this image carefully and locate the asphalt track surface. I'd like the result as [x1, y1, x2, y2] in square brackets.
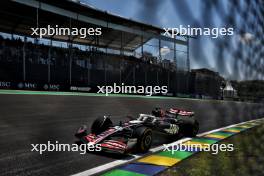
[0, 93, 264, 176]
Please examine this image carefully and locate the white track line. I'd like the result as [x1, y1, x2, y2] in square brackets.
[71, 118, 263, 176]
[71, 137, 191, 176]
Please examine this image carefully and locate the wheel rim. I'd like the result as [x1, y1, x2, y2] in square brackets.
[144, 134, 152, 146]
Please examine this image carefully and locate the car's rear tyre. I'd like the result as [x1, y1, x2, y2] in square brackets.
[185, 120, 199, 137]
[91, 116, 113, 135]
[134, 127, 152, 153]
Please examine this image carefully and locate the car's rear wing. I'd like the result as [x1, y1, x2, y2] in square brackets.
[168, 108, 195, 116]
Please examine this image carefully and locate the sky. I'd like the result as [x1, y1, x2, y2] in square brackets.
[80, 0, 262, 81]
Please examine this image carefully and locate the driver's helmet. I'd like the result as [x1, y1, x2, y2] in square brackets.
[152, 107, 165, 117]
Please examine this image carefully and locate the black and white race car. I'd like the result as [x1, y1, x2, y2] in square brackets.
[75, 107, 199, 154]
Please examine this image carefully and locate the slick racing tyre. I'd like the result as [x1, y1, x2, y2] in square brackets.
[134, 127, 152, 153]
[91, 116, 113, 135]
[185, 120, 199, 137]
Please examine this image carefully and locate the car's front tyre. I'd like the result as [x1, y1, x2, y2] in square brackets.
[134, 127, 152, 153]
[91, 116, 113, 135]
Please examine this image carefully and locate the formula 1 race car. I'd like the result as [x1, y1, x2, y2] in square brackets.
[75, 107, 199, 154]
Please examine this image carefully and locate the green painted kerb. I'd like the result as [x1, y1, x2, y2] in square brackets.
[211, 132, 234, 137]
[102, 169, 146, 176]
[190, 138, 218, 144]
[156, 151, 193, 160]
[224, 127, 245, 131]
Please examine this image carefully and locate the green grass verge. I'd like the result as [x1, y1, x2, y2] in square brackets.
[159, 124, 264, 176]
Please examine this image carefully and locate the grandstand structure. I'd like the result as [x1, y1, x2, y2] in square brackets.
[0, 0, 190, 94]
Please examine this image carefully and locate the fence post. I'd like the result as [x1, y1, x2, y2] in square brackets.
[23, 36, 26, 81]
[48, 40, 52, 83]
